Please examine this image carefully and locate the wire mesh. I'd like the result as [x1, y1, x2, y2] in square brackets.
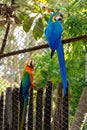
[0, 0, 87, 130]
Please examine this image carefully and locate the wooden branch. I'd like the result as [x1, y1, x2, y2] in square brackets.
[0, 34, 87, 58]
[0, 0, 15, 59]
[0, 23, 10, 54]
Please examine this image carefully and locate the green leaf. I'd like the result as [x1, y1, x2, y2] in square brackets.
[33, 4, 41, 12]
[43, 14, 50, 23]
[23, 16, 34, 32]
[33, 17, 44, 40]
[18, 12, 29, 21]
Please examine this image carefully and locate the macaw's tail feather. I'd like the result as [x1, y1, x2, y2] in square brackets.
[20, 102, 27, 130]
[56, 40, 68, 95]
[51, 50, 55, 58]
[20, 98, 29, 130]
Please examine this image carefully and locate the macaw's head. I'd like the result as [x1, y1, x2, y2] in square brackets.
[26, 58, 35, 71]
[49, 12, 63, 23]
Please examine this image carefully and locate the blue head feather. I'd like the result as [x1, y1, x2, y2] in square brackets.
[48, 12, 57, 22]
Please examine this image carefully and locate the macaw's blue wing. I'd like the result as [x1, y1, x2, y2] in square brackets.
[20, 72, 30, 101]
[56, 40, 68, 95]
[45, 20, 63, 58]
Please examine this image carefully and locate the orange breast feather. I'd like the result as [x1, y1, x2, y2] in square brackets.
[25, 64, 34, 88]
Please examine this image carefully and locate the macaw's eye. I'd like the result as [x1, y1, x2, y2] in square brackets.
[52, 16, 56, 22]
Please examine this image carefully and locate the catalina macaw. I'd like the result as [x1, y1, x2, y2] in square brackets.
[20, 59, 34, 130]
[45, 12, 68, 95]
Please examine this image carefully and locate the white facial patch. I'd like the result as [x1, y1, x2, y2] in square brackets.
[56, 15, 62, 20]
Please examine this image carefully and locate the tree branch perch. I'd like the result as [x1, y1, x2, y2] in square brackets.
[0, 34, 87, 58]
[0, 23, 10, 54]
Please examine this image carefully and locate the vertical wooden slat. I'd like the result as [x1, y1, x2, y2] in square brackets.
[54, 83, 63, 130]
[4, 87, 12, 130]
[28, 88, 33, 130]
[20, 89, 26, 130]
[44, 81, 52, 130]
[0, 92, 4, 130]
[36, 88, 44, 130]
[12, 88, 20, 130]
[62, 86, 69, 130]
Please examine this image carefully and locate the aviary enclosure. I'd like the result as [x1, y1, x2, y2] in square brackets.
[0, 0, 87, 130]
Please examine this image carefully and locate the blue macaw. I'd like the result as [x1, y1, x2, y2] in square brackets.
[45, 12, 68, 95]
[20, 59, 34, 130]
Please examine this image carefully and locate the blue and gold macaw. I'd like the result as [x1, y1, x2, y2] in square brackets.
[20, 59, 34, 130]
[45, 12, 68, 95]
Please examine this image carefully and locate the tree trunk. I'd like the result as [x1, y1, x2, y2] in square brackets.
[85, 53, 87, 82]
[71, 88, 87, 130]
[84, 53, 87, 130]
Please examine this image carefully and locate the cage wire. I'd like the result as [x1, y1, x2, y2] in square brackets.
[0, 0, 87, 130]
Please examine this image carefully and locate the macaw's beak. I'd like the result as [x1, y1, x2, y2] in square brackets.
[55, 13, 63, 21]
[27, 59, 35, 69]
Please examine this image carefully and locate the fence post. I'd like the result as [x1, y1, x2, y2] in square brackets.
[12, 88, 20, 130]
[28, 88, 34, 130]
[36, 88, 44, 130]
[44, 81, 53, 130]
[0, 92, 4, 130]
[4, 87, 12, 130]
[54, 83, 63, 130]
[62, 86, 69, 130]
[20, 89, 26, 130]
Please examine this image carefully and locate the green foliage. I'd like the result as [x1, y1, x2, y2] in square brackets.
[33, 17, 44, 40]
[34, 51, 60, 88]
[0, 77, 10, 93]
[23, 16, 34, 32]
[18, 12, 29, 21]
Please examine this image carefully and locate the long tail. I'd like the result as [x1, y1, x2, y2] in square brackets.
[56, 40, 68, 95]
[20, 96, 29, 130]
[20, 101, 27, 130]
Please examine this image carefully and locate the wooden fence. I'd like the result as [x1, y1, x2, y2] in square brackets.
[0, 81, 69, 130]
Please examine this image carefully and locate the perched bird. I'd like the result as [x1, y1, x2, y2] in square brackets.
[20, 59, 34, 100]
[20, 59, 34, 130]
[45, 12, 68, 95]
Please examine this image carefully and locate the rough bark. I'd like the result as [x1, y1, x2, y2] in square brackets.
[71, 88, 87, 130]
